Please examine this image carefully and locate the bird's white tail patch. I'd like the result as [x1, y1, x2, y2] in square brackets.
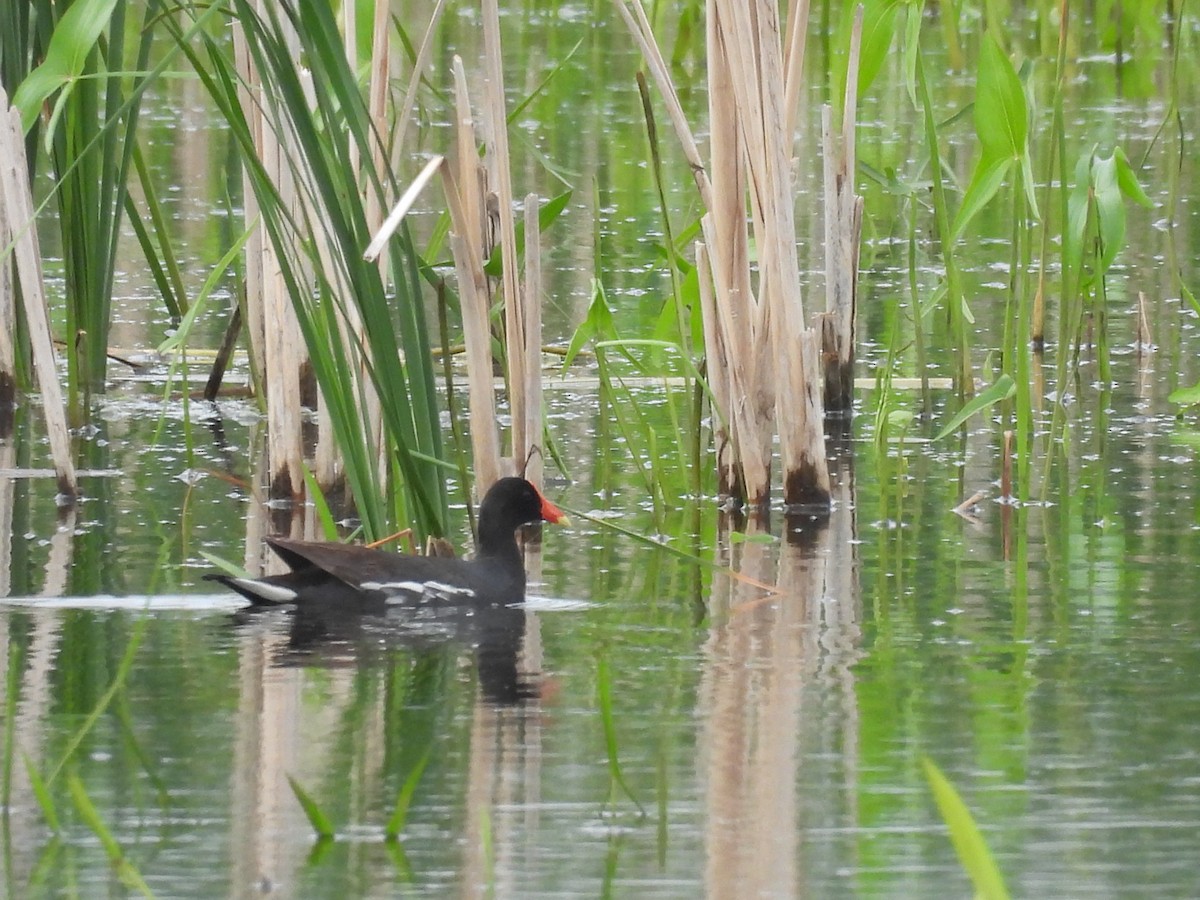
[232, 578, 297, 604]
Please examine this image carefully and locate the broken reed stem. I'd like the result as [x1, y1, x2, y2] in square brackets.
[233, 8, 306, 501]
[441, 160, 502, 493]
[617, 0, 834, 511]
[233, 20, 266, 393]
[822, 5, 864, 417]
[704, 0, 770, 504]
[782, 0, 812, 142]
[262, 114, 305, 499]
[364, 0, 391, 238]
[695, 243, 740, 498]
[725, 0, 830, 509]
[445, 58, 502, 491]
[363, 155, 444, 262]
[451, 57, 485, 276]
[0, 95, 78, 498]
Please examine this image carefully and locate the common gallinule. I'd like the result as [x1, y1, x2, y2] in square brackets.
[209, 476, 567, 607]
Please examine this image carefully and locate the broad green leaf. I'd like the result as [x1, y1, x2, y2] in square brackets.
[1113, 146, 1153, 208]
[975, 34, 1027, 161]
[952, 156, 1011, 240]
[12, 0, 121, 134]
[923, 758, 1011, 900]
[857, 0, 903, 98]
[1091, 152, 1126, 274]
[833, 0, 902, 106]
[563, 278, 617, 369]
[1182, 280, 1200, 317]
[483, 189, 572, 276]
[1064, 148, 1095, 273]
[1168, 381, 1200, 407]
[934, 374, 1016, 440]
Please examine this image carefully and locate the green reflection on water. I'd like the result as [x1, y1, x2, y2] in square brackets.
[3, 1, 1200, 897]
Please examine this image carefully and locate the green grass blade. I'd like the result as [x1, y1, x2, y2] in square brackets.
[46, 621, 146, 786]
[301, 463, 340, 541]
[197, 550, 248, 580]
[384, 747, 432, 841]
[68, 773, 156, 897]
[287, 774, 335, 839]
[934, 375, 1016, 441]
[127, 140, 188, 319]
[596, 654, 644, 816]
[158, 221, 255, 353]
[23, 755, 60, 833]
[922, 757, 1010, 900]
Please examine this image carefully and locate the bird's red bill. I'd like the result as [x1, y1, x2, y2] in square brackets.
[538, 492, 569, 525]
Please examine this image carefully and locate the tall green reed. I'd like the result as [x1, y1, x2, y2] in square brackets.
[913, 43, 972, 402]
[12, 0, 156, 413]
[949, 32, 1038, 496]
[167, 0, 448, 541]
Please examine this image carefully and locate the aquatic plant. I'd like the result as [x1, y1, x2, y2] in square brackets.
[11, 0, 159, 411]
[164, 0, 449, 541]
[617, 0, 836, 512]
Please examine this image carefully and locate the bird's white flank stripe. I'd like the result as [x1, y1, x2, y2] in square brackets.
[360, 579, 476, 600]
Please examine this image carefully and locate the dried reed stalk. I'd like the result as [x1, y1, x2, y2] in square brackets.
[481, 0, 526, 475]
[444, 58, 502, 493]
[523, 193, 543, 487]
[703, 0, 770, 502]
[0, 153, 13, 411]
[235, 7, 307, 500]
[613, 0, 713, 207]
[444, 210, 502, 493]
[233, 23, 266, 392]
[621, 0, 833, 510]
[821, 7, 864, 415]
[695, 243, 739, 497]
[782, 0, 812, 141]
[390, 0, 448, 175]
[0, 96, 77, 497]
[261, 114, 306, 499]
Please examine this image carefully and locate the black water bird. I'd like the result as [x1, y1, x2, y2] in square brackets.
[208, 476, 568, 608]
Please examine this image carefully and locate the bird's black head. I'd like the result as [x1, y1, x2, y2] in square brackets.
[475, 477, 568, 557]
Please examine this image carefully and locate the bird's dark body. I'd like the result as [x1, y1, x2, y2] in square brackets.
[206, 477, 564, 609]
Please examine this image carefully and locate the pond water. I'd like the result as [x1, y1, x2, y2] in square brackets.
[4, 2, 1200, 898]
